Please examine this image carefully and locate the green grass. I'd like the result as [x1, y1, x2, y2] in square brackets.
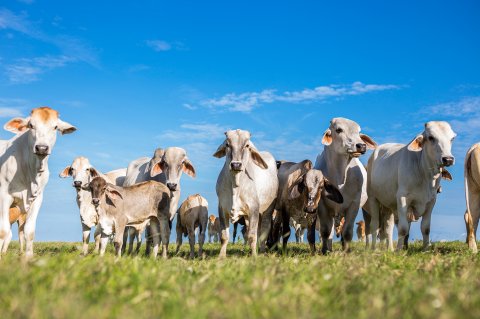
[0, 241, 479, 319]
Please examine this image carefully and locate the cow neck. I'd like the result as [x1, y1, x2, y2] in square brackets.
[16, 133, 49, 203]
[323, 146, 352, 187]
[420, 149, 442, 189]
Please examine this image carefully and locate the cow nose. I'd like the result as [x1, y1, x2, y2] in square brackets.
[356, 143, 367, 154]
[73, 181, 82, 188]
[442, 156, 455, 167]
[167, 183, 177, 191]
[230, 162, 242, 171]
[35, 145, 49, 155]
[92, 198, 100, 206]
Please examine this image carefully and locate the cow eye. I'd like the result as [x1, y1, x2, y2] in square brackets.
[336, 128, 343, 134]
[28, 123, 34, 129]
[428, 136, 435, 142]
[54, 125, 58, 130]
[225, 142, 230, 148]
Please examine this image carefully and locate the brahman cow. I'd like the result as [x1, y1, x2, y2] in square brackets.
[366, 121, 456, 251]
[273, 160, 343, 254]
[314, 118, 377, 253]
[60, 156, 126, 255]
[82, 176, 170, 258]
[214, 129, 278, 257]
[0, 107, 76, 258]
[175, 194, 208, 258]
[124, 147, 196, 256]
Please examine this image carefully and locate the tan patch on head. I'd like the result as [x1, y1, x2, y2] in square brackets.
[31, 107, 59, 123]
[209, 215, 216, 223]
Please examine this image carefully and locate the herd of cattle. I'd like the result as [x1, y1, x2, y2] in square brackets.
[0, 106, 479, 260]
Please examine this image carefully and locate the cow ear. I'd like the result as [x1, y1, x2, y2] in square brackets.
[213, 141, 227, 158]
[150, 161, 163, 177]
[59, 166, 72, 178]
[57, 119, 77, 135]
[300, 160, 313, 171]
[289, 175, 305, 200]
[250, 146, 268, 169]
[441, 169, 452, 181]
[88, 167, 100, 178]
[322, 129, 332, 146]
[360, 134, 377, 150]
[182, 158, 196, 178]
[4, 117, 29, 134]
[408, 134, 424, 152]
[323, 179, 343, 204]
[106, 186, 123, 200]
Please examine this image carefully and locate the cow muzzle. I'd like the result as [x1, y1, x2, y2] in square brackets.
[92, 198, 100, 207]
[166, 182, 178, 191]
[34, 145, 49, 156]
[230, 161, 243, 172]
[73, 181, 82, 189]
[441, 156, 455, 167]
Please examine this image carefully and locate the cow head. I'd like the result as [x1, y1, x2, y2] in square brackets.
[213, 129, 268, 174]
[150, 147, 195, 192]
[289, 162, 343, 213]
[82, 176, 123, 208]
[322, 118, 376, 158]
[59, 157, 100, 189]
[407, 121, 456, 168]
[4, 107, 76, 157]
[209, 215, 216, 225]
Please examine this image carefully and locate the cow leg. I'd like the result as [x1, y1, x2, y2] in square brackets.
[367, 198, 381, 250]
[121, 227, 128, 255]
[127, 227, 136, 255]
[404, 222, 411, 250]
[149, 218, 160, 259]
[318, 205, 333, 255]
[384, 212, 395, 252]
[421, 200, 435, 251]
[135, 229, 143, 255]
[396, 195, 409, 251]
[0, 196, 14, 257]
[23, 193, 43, 259]
[342, 203, 360, 253]
[159, 215, 170, 259]
[2, 228, 12, 254]
[307, 215, 316, 255]
[114, 223, 126, 258]
[218, 205, 229, 258]
[248, 213, 259, 257]
[198, 220, 207, 258]
[175, 228, 183, 255]
[281, 210, 290, 255]
[144, 225, 152, 256]
[81, 223, 92, 256]
[362, 209, 371, 249]
[466, 191, 480, 252]
[187, 227, 196, 259]
[232, 222, 238, 244]
[17, 217, 26, 254]
[259, 209, 273, 254]
[93, 225, 101, 254]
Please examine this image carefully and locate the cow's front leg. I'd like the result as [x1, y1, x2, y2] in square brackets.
[342, 202, 361, 253]
[421, 200, 435, 251]
[218, 205, 229, 258]
[307, 215, 316, 255]
[384, 212, 395, 251]
[248, 213, 259, 257]
[81, 223, 92, 256]
[24, 193, 43, 259]
[114, 222, 126, 258]
[93, 225, 101, 254]
[2, 229, 12, 254]
[159, 215, 170, 259]
[149, 218, 160, 259]
[0, 195, 14, 257]
[396, 195, 409, 251]
[318, 206, 333, 255]
[259, 208, 273, 254]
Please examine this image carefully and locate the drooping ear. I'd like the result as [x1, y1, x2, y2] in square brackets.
[150, 161, 164, 177]
[250, 146, 268, 169]
[59, 166, 72, 178]
[182, 158, 196, 178]
[300, 160, 313, 171]
[289, 175, 306, 200]
[106, 185, 123, 202]
[408, 134, 424, 152]
[323, 179, 343, 204]
[322, 128, 332, 146]
[56, 119, 77, 135]
[360, 134, 377, 150]
[4, 117, 29, 134]
[441, 169, 452, 181]
[89, 167, 100, 178]
[213, 140, 227, 158]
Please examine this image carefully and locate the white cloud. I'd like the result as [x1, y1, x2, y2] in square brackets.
[201, 81, 401, 112]
[146, 40, 172, 52]
[5, 55, 74, 84]
[0, 98, 28, 117]
[428, 96, 480, 117]
[0, 107, 23, 118]
[158, 123, 228, 141]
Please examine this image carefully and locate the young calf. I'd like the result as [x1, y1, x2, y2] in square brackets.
[82, 177, 170, 258]
[176, 194, 208, 258]
[207, 215, 220, 243]
[274, 160, 343, 254]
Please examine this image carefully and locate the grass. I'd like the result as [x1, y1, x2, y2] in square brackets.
[0, 241, 479, 319]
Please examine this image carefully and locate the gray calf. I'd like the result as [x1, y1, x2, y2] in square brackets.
[176, 194, 209, 258]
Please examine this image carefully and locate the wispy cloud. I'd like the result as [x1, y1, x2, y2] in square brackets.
[158, 123, 228, 141]
[428, 96, 480, 117]
[201, 81, 401, 113]
[0, 8, 98, 83]
[0, 98, 28, 118]
[146, 39, 186, 52]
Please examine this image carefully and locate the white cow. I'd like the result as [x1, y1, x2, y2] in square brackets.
[366, 121, 456, 251]
[60, 156, 126, 256]
[314, 118, 376, 253]
[124, 147, 196, 257]
[0, 107, 76, 258]
[464, 143, 480, 253]
[214, 129, 278, 257]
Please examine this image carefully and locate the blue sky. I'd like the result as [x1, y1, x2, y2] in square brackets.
[0, 0, 479, 242]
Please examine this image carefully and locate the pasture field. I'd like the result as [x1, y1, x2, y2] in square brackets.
[0, 241, 479, 319]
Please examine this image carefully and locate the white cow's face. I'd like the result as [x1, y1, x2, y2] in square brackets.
[150, 147, 196, 192]
[60, 157, 99, 189]
[322, 118, 377, 158]
[4, 107, 76, 157]
[213, 129, 268, 174]
[408, 121, 456, 168]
